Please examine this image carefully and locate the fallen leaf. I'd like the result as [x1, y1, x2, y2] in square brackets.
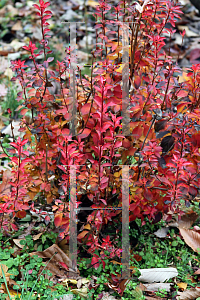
[154, 227, 169, 238]
[178, 25, 199, 37]
[1, 120, 24, 138]
[70, 287, 88, 298]
[10, 40, 25, 52]
[178, 212, 198, 229]
[0, 264, 14, 282]
[0, 5, 19, 17]
[179, 228, 200, 253]
[176, 287, 200, 299]
[13, 239, 24, 249]
[30, 244, 79, 278]
[86, 0, 99, 7]
[33, 232, 43, 241]
[138, 267, 178, 283]
[0, 169, 12, 196]
[77, 278, 90, 289]
[177, 282, 187, 290]
[0, 83, 8, 97]
[143, 282, 172, 292]
[17, 222, 36, 239]
[101, 292, 117, 300]
[11, 21, 23, 31]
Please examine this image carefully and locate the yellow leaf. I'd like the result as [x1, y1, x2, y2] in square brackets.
[177, 282, 187, 290]
[114, 170, 122, 178]
[63, 279, 78, 285]
[86, 0, 98, 7]
[71, 287, 88, 298]
[84, 224, 91, 230]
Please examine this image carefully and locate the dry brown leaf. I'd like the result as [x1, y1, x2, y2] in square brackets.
[58, 238, 69, 256]
[77, 278, 90, 289]
[0, 169, 12, 196]
[0, 5, 18, 17]
[30, 244, 80, 278]
[13, 232, 43, 248]
[176, 287, 200, 299]
[194, 269, 200, 275]
[177, 25, 199, 37]
[179, 228, 200, 253]
[13, 239, 24, 249]
[11, 21, 23, 31]
[33, 232, 43, 241]
[110, 260, 121, 265]
[178, 212, 198, 229]
[0, 282, 21, 299]
[0, 264, 14, 282]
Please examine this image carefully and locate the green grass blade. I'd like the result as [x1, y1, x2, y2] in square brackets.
[1, 265, 12, 300]
[27, 252, 57, 300]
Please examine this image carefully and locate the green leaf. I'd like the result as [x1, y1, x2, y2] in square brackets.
[42, 235, 47, 244]
[37, 244, 43, 252]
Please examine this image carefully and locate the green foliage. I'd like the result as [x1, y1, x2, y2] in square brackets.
[121, 281, 145, 300]
[0, 232, 69, 300]
[0, 79, 23, 119]
[0, 0, 7, 8]
[155, 289, 168, 297]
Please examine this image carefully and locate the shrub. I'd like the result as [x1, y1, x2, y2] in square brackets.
[0, 0, 200, 286]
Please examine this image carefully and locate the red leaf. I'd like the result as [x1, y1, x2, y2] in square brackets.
[132, 126, 142, 139]
[143, 187, 153, 201]
[81, 103, 91, 115]
[59, 262, 69, 270]
[45, 215, 50, 222]
[91, 256, 99, 270]
[33, 4, 40, 10]
[134, 76, 141, 89]
[11, 223, 18, 231]
[78, 128, 91, 138]
[122, 138, 131, 149]
[177, 90, 188, 98]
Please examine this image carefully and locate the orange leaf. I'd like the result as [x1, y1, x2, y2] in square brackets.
[177, 102, 188, 113]
[77, 230, 89, 239]
[20, 108, 29, 116]
[54, 213, 63, 227]
[16, 210, 26, 219]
